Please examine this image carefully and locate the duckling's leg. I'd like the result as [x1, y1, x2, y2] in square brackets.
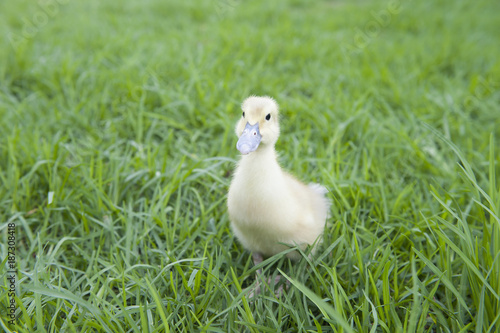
[248, 253, 264, 299]
[252, 252, 264, 273]
[249, 252, 289, 299]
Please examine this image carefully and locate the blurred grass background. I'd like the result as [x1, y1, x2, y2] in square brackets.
[0, 0, 499, 331]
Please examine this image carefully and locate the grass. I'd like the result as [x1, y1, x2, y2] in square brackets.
[0, 0, 499, 331]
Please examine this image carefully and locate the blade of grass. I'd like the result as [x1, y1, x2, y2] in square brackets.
[279, 269, 354, 333]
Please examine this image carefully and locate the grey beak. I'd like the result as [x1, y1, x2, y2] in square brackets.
[236, 122, 262, 154]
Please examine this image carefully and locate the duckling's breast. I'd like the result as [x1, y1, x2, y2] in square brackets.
[229, 170, 295, 225]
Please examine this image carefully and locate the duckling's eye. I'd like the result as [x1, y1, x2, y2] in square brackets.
[265, 113, 271, 121]
[242, 112, 245, 118]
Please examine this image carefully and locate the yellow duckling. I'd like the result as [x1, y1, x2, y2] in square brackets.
[227, 96, 330, 262]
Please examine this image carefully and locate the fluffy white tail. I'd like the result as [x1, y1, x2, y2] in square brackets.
[308, 183, 332, 218]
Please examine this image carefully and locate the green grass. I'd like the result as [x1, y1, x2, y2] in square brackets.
[0, 0, 499, 331]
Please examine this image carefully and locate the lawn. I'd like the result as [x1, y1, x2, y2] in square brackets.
[0, 0, 499, 331]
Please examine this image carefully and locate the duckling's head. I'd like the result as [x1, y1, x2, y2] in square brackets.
[235, 96, 280, 155]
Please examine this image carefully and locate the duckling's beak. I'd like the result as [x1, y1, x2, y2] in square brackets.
[237, 122, 262, 155]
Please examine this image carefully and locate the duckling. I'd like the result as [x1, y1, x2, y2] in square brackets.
[227, 96, 330, 263]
